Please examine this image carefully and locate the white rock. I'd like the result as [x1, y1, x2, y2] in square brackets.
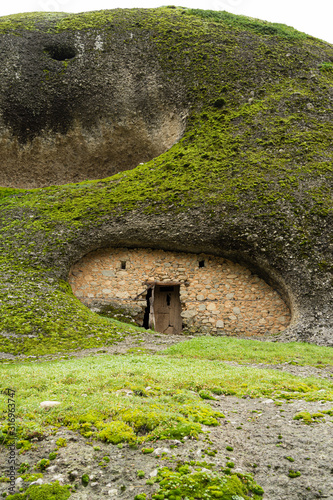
[115, 389, 133, 397]
[91, 482, 99, 488]
[40, 401, 61, 408]
[153, 447, 170, 455]
[47, 465, 58, 473]
[149, 469, 158, 477]
[262, 399, 274, 404]
[15, 478, 23, 485]
[52, 474, 64, 484]
[29, 478, 43, 486]
[181, 310, 196, 319]
[108, 488, 118, 496]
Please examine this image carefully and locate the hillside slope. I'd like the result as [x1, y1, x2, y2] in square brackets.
[0, 7, 332, 354]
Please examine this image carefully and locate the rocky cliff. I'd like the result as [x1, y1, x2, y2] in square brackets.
[0, 8, 332, 356]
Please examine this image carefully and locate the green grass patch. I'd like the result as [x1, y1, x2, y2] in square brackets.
[1, 354, 332, 448]
[161, 337, 333, 367]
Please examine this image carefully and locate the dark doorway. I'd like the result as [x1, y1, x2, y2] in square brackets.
[153, 284, 182, 334]
[143, 287, 153, 329]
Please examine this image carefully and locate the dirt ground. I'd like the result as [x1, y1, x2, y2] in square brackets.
[1, 333, 333, 499]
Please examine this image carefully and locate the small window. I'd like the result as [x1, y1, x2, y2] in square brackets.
[121, 261, 126, 270]
[198, 260, 205, 268]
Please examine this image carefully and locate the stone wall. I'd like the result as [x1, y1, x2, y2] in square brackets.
[69, 247, 291, 335]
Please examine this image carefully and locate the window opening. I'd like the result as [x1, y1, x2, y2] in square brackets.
[166, 293, 171, 306]
[198, 260, 205, 268]
[121, 261, 126, 270]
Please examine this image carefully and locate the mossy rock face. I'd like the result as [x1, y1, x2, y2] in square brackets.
[0, 7, 332, 352]
[0, 10, 188, 188]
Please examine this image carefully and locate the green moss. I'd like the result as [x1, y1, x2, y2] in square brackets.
[319, 62, 333, 72]
[185, 9, 311, 40]
[198, 389, 216, 400]
[16, 440, 32, 452]
[97, 421, 137, 444]
[288, 470, 301, 478]
[293, 411, 325, 424]
[81, 474, 89, 486]
[21, 473, 43, 482]
[142, 447, 154, 454]
[0, 7, 330, 351]
[6, 481, 71, 499]
[152, 465, 264, 500]
[36, 459, 50, 471]
[17, 463, 30, 474]
[55, 438, 67, 448]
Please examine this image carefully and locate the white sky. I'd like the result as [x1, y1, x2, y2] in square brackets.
[0, 0, 332, 45]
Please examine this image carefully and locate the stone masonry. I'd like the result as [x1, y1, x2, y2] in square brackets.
[69, 247, 291, 335]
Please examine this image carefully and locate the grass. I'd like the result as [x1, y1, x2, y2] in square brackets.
[161, 337, 333, 367]
[1, 350, 332, 448]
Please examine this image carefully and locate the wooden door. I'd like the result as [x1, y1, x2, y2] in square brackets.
[153, 285, 182, 334]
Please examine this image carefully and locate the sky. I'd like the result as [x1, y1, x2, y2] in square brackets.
[0, 0, 332, 45]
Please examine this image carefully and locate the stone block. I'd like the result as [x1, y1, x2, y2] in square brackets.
[102, 270, 116, 277]
[207, 302, 216, 311]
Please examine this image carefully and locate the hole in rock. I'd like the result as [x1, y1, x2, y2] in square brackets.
[44, 45, 76, 61]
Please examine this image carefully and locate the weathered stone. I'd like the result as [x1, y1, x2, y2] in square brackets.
[70, 247, 291, 336]
[40, 401, 61, 408]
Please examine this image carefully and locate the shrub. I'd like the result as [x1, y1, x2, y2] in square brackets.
[36, 459, 50, 471]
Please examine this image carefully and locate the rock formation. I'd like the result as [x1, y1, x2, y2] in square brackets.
[0, 8, 332, 354]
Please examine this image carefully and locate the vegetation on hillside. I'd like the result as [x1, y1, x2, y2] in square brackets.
[0, 7, 332, 351]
